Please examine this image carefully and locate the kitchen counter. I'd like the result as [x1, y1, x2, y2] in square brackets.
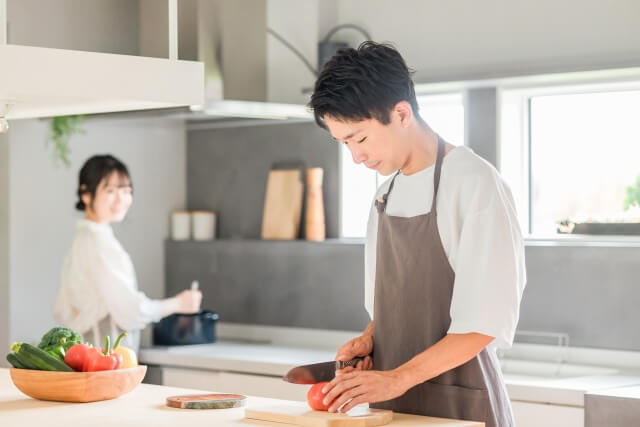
[139, 340, 640, 407]
[0, 369, 481, 426]
[140, 341, 336, 377]
[584, 385, 640, 426]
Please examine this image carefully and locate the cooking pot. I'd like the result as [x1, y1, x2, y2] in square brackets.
[152, 310, 220, 346]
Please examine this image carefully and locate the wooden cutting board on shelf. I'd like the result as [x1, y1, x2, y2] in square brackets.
[261, 168, 304, 240]
[245, 405, 393, 427]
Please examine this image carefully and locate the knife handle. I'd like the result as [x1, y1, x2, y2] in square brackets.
[335, 356, 365, 370]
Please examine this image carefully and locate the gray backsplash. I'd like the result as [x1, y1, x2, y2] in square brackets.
[516, 243, 640, 351]
[166, 239, 370, 331]
[166, 238, 640, 351]
[187, 120, 340, 239]
[170, 120, 640, 351]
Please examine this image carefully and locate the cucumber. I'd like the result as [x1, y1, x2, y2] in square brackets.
[6, 352, 26, 369]
[12, 343, 73, 372]
[8, 350, 39, 370]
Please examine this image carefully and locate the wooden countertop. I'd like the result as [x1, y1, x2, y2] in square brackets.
[0, 369, 482, 426]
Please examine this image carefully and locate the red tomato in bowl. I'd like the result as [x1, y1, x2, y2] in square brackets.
[307, 381, 330, 411]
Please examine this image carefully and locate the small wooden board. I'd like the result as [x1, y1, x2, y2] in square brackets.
[166, 393, 247, 409]
[261, 169, 304, 240]
[245, 404, 393, 427]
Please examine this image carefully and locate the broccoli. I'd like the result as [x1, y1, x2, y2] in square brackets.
[38, 327, 83, 356]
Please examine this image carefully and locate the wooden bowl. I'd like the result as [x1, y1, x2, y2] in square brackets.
[9, 365, 147, 403]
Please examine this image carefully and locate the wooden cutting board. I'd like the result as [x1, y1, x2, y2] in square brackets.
[245, 404, 393, 427]
[261, 169, 304, 240]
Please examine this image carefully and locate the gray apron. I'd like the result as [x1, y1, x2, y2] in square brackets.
[370, 136, 514, 427]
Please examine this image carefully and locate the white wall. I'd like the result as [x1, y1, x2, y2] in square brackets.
[0, 134, 9, 358]
[6, 116, 186, 347]
[266, 0, 640, 103]
[336, 0, 640, 82]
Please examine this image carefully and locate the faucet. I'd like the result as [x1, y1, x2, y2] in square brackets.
[498, 330, 570, 367]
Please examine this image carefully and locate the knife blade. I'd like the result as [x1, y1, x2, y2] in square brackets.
[283, 357, 365, 384]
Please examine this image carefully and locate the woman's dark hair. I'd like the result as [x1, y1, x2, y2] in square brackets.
[75, 154, 132, 211]
[309, 41, 420, 129]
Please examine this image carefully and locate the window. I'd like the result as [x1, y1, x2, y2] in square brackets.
[340, 93, 465, 237]
[501, 82, 640, 236]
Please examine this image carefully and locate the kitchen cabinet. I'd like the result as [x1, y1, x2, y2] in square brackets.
[161, 366, 307, 401]
[585, 385, 640, 427]
[510, 401, 583, 427]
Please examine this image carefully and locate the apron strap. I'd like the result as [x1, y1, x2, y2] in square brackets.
[432, 135, 445, 213]
[376, 135, 445, 214]
[376, 170, 401, 214]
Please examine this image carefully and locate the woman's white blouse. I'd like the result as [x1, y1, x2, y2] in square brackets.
[54, 219, 164, 349]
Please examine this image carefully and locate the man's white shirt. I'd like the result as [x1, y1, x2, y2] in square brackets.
[365, 146, 526, 349]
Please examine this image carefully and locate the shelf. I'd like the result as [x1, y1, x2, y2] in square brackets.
[525, 235, 640, 247]
[166, 235, 640, 248]
[166, 238, 364, 246]
[1, 44, 203, 119]
[168, 236, 640, 248]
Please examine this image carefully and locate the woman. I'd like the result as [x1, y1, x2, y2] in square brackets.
[54, 154, 202, 352]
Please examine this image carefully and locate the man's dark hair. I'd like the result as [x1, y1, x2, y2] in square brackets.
[309, 41, 420, 129]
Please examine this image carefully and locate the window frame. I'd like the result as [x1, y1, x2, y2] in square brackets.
[500, 76, 640, 237]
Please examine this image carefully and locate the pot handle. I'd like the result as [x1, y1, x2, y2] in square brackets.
[204, 312, 220, 320]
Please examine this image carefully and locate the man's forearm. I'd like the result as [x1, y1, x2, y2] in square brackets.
[393, 333, 494, 390]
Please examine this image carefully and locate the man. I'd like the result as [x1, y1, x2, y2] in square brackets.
[308, 42, 526, 427]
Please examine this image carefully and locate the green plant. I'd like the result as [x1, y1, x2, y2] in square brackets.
[49, 115, 85, 167]
[624, 175, 640, 211]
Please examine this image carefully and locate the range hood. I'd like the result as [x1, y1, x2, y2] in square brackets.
[180, 0, 311, 120]
[0, 44, 204, 120]
[0, 0, 309, 123]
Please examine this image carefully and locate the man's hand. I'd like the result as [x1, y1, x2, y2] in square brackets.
[321, 369, 409, 413]
[324, 332, 494, 413]
[334, 330, 374, 374]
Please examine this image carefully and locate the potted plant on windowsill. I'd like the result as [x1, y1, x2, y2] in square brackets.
[556, 175, 640, 235]
[624, 175, 640, 213]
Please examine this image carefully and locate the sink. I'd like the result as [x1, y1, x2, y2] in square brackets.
[500, 358, 619, 380]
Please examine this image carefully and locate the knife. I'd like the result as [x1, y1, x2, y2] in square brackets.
[283, 357, 365, 384]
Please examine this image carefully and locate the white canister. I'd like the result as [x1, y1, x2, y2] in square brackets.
[171, 211, 191, 240]
[192, 210, 216, 240]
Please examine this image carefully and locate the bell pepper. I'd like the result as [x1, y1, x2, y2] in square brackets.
[83, 334, 125, 372]
[110, 332, 126, 369]
[113, 345, 137, 369]
[64, 343, 93, 371]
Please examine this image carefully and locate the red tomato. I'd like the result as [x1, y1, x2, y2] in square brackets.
[307, 382, 330, 411]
